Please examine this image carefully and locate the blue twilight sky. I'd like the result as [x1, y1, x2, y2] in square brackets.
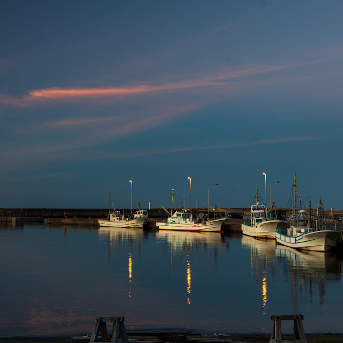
[1, 0, 343, 210]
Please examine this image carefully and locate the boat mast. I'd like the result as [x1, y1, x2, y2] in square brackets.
[293, 174, 296, 218]
[171, 189, 174, 216]
[308, 198, 312, 229]
[109, 193, 111, 216]
[255, 184, 262, 204]
[308, 176, 312, 229]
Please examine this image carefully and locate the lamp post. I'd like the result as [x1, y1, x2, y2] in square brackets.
[129, 180, 133, 214]
[270, 181, 280, 208]
[262, 173, 267, 212]
[188, 177, 192, 220]
[208, 184, 218, 219]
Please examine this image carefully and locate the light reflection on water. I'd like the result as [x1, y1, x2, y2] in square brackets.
[0, 225, 342, 337]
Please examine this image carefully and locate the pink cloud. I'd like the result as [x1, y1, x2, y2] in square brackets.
[0, 63, 295, 108]
[27, 85, 154, 99]
[43, 116, 125, 128]
[1, 46, 341, 110]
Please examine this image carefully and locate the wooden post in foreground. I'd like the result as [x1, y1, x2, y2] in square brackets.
[90, 316, 129, 343]
[269, 315, 306, 343]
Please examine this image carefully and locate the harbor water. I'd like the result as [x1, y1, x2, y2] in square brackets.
[0, 223, 342, 337]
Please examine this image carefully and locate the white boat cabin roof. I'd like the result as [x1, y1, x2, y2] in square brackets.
[251, 203, 265, 212]
[172, 210, 191, 218]
[135, 210, 148, 215]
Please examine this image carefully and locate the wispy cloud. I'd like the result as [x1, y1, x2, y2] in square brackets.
[0, 63, 300, 107]
[0, 134, 323, 173]
[42, 116, 125, 128]
[0, 42, 342, 109]
[194, 12, 262, 43]
[100, 135, 323, 159]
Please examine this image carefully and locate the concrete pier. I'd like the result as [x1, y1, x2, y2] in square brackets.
[0, 216, 44, 226]
[222, 219, 245, 232]
[143, 219, 159, 231]
[0, 217, 16, 225]
[46, 218, 99, 226]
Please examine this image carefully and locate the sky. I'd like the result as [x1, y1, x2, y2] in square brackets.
[1, 0, 343, 210]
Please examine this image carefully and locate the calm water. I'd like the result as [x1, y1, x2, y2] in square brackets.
[0, 224, 342, 337]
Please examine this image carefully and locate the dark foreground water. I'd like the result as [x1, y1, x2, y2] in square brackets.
[0, 224, 342, 337]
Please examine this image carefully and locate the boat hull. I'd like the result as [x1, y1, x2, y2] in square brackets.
[158, 221, 223, 232]
[98, 217, 146, 228]
[206, 218, 226, 230]
[275, 229, 341, 252]
[241, 220, 287, 239]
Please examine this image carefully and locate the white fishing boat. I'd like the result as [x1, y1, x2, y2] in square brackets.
[157, 209, 223, 232]
[275, 210, 340, 252]
[241, 202, 287, 239]
[98, 209, 148, 228]
[275, 174, 341, 252]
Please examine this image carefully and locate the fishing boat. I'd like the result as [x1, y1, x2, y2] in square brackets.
[241, 186, 287, 239]
[275, 209, 340, 251]
[98, 194, 148, 228]
[275, 174, 341, 252]
[157, 208, 223, 232]
[98, 209, 148, 228]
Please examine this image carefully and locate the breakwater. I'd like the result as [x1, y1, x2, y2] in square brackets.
[1, 207, 342, 227]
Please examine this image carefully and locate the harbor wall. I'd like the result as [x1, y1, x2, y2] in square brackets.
[46, 218, 99, 226]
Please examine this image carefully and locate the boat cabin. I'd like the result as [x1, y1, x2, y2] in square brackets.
[133, 210, 149, 219]
[168, 210, 193, 224]
[250, 203, 265, 226]
[287, 210, 310, 236]
[109, 211, 124, 222]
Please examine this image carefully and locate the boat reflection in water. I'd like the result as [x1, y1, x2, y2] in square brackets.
[156, 230, 228, 305]
[98, 227, 144, 301]
[276, 245, 341, 275]
[241, 235, 277, 317]
[98, 226, 145, 244]
[275, 245, 341, 311]
[156, 230, 228, 250]
[241, 235, 276, 257]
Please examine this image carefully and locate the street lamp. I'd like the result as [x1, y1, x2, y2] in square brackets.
[129, 180, 133, 214]
[262, 173, 267, 211]
[188, 177, 192, 220]
[270, 181, 280, 208]
[208, 184, 218, 219]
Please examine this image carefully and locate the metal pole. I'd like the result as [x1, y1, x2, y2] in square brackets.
[263, 173, 267, 211]
[188, 177, 192, 220]
[208, 184, 218, 220]
[129, 180, 133, 214]
[171, 189, 174, 216]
